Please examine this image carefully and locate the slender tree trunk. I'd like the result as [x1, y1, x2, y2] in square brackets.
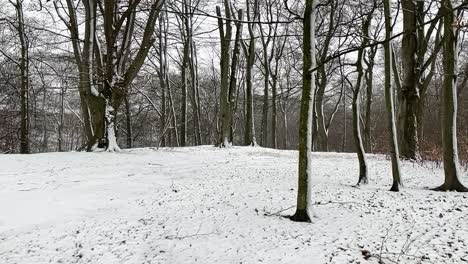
[384, 0, 403, 192]
[180, 44, 189, 146]
[13, 0, 30, 154]
[41, 86, 48, 152]
[158, 10, 168, 147]
[291, 0, 316, 223]
[242, 0, 258, 146]
[124, 95, 133, 148]
[190, 41, 202, 145]
[227, 10, 243, 145]
[168, 81, 179, 147]
[434, 0, 467, 192]
[261, 53, 269, 147]
[364, 47, 376, 152]
[313, 2, 336, 152]
[342, 92, 346, 152]
[58, 85, 65, 152]
[271, 73, 278, 148]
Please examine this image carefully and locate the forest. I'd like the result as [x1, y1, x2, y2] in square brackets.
[1, 0, 468, 263]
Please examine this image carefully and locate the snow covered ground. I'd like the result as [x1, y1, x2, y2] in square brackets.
[1, 146, 467, 264]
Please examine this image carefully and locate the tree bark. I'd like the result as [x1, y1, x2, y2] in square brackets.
[434, 0, 467, 192]
[124, 95, 133, 148]
[216, 1, 234, 147]
[384, 0, 403, 192]
[12, 0, 30, 154]
[291, 0, 316, 223]
[364, 46, 377, 153]
[398, 0, 420, 160]
[243, 0, 258, 146]
[352, 15, 372, 185]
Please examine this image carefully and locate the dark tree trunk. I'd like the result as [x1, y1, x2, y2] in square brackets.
[242, 0, 258, 146]
[398, 0, 420, 160]
[124, 95, 133, 148]
[352, 15, 372, 185]
[434, 0, 467, 192]
[14, 0, 30, 154]
[216, 2, 233, 147]
[291, 0, 316, 223]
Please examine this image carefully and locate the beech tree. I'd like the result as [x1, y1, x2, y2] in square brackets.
[291, 0, 316, 223]
[383, 0, 403, 192]
[216, 1, 243, 147]
[51, 0, 164, 151]
[242, 0, 259, 146]
[434, 0, 468, 192]
[349, 7, 374, 186]
[398, 0, 444, 160]
[6, 0, 30, 154]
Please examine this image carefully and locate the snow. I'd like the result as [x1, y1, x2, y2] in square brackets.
[1, 146, 468, 263]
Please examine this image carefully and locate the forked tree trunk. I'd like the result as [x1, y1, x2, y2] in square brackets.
[313, 1, 336, 152]
[216, 1, 233, 147]
[352, 15, 372, 186]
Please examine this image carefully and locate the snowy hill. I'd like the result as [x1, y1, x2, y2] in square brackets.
[1, 146, 467, 263]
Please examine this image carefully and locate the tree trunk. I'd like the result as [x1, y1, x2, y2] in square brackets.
[434, 0, 467, 192]
[384, 0, 403, 192]
[58, 85, 65, 152]
[41, 86, 48, 152]
[342, 91, 347, 152]
[364, 46, 376, 152]
[398, 0, 420, 160]
[243, 0, 258, 146]
[271, 73, 278, 149]
[158, 10, 168, 147]
[124, 95, 133, 148]
[180, 42, 189, 146]
[227, 10, 243, 145]
[291, 0, 316, 223]
[261, 54, 269, 147]
[190, 41, 202, 145]
[14, 0, 30, 154]
[352, 15, 372, 185]
[216, 2, 233, 147]
[314, 81, 328, 152]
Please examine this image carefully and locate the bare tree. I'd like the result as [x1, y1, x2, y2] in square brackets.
[383, 0, 403, 192]
[216, 1, 243, 147]
[52, 0, 164, 151]
[242, 0, 259, 146]
[291, 0, 316, 223]
[349, 7, 374, 185]
[434, 0, 468, 192]
[8, 0, 30, 154]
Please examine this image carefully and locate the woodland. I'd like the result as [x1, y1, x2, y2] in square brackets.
[1, 0, 468, 228]
[1, 1, 468, 263]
